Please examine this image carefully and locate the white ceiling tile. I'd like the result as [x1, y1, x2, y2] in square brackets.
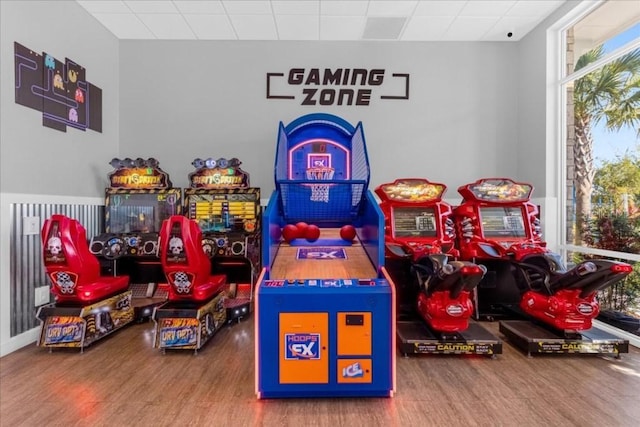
[367, 1, 417, 17]
[229, 14, 278, 39]
[401, 16, 455, 41]
[459, 1, 516, 17]
[222, 1, 272, 15]
[137, 14, 196, 38]
[183, 14, 237, 39]
[91, 13, 155, 38]
[413, 1, 466, 17]
[77, 1, 131, 14]
[275, 15, 319, 39]
[173, 1, 226, 14]
[124, 1, 179, 14]
[272, 1, 319, 15]
[444, 16, 501, 40]
[506, 1, 565, 17]
[320, 16, 366, 40]
[320, 0, 368, 16]
[481, 15, 540, 41]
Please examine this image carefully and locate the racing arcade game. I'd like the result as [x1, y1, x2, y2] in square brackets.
[454, 178, 631, 356]
[90, 158, 180, 320]
[152, 215, 228, 353]
[256, 113, 395, 398]
[376, 179, 501, 356]
[37, 215, 134, 351]
[183, 157, 260, 322]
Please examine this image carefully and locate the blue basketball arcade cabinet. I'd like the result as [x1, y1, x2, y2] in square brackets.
[255, 113, 396, 399]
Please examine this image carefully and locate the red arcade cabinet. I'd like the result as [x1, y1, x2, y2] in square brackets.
[89, 158, 180, 320]
[376, 179, 501, 356]
[36, 215, 134, 350]
[454, 178, 631, 357]
[183, 157, 261, 322]
[152, 216, 228, 352]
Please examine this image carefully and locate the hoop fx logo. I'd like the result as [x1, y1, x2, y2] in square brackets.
[296, 248, 347, 260]
[285, 333, 321, 360]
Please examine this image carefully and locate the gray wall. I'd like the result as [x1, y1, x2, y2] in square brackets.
[120, 41, 519, 198]
[0, 0, 119, 197]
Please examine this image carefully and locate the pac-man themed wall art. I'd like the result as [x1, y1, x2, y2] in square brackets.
[14, 42, 102, 133]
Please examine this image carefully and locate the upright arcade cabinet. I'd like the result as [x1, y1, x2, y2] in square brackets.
[151, 215, 228, 353]
[454, 178, 631, 356]
[183, 157, 260, 322]
[376, 179, 501, 356]
[37, 215, 134, 350]
[256, 113, 396, 398]
[89, 158, 180, 320]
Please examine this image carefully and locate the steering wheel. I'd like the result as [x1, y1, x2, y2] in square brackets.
[102, 237, 126, 260]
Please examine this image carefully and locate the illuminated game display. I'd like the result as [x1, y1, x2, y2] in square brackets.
[90, 158, 180, 320]
[183, 157, 260, 322]
[256, 113, 395, 398]
[376, 179, 501, 356]
[455, 178, 632, 356]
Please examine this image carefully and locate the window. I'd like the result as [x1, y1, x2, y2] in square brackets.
[560, 1, 640, 337]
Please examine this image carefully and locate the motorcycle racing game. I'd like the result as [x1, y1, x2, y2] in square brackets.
[376, 179, 501, 356]
[454, 178, 632, 356]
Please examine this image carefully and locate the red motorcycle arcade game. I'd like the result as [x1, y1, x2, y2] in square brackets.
[183, 157, 260, 321]
[151, 215, 228, 353]
[376, 179, 501, 357]
[454, 178, 632, 357]
[256, 113, 396, 398]
[89, 158, 181, 320]
[37, 215, 134, 351]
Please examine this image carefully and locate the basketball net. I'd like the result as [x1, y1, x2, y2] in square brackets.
[305, 167, 334, 203]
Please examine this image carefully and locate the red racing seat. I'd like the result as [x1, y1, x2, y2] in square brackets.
[159, 216, 226, 303]
[42, 215, 130, 305]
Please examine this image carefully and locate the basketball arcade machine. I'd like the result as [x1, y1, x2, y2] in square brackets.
[183, 157, 260, 321]
[89, 158, 180, 320]
[376, 179, 502, 356]
[256, 113, 396, 398]
[454, 178, 631, 357]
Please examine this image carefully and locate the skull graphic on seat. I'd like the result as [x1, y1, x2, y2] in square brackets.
[47, 237, 62, 256]
[168, 236, 184, 255]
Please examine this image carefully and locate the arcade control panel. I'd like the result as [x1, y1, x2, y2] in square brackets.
[90, 233, 160, 259]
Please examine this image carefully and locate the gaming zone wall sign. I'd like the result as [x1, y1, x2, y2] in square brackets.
[266, 68, 410, 106]
[14, 42, 102, 133]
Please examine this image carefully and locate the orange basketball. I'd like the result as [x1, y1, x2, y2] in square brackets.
[340, 225, 357, 241]
[305, 224, 320, 242]
[282, 224, 300, 243]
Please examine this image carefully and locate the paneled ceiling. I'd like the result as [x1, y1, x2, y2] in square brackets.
[77, 0, 567, 41]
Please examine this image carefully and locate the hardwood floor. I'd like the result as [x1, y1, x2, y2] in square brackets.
[1, 319, 639, 427]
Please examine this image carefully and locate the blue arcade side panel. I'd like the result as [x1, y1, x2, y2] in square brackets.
[256, 278, 394, 398]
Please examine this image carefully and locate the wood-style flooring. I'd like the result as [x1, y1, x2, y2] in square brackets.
[1, 319, 639, 427]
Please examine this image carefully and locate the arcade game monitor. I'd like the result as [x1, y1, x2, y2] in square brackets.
[376, 178, 501, 356]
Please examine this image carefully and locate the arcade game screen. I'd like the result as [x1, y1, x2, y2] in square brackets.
[106, 191, 181, 234]
[393, 207, 437, 238]
[480, 207, 526, 238]
[187, 193, 258, 233]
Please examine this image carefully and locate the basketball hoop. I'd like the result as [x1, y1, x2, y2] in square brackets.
[306, 167, 334, 203]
